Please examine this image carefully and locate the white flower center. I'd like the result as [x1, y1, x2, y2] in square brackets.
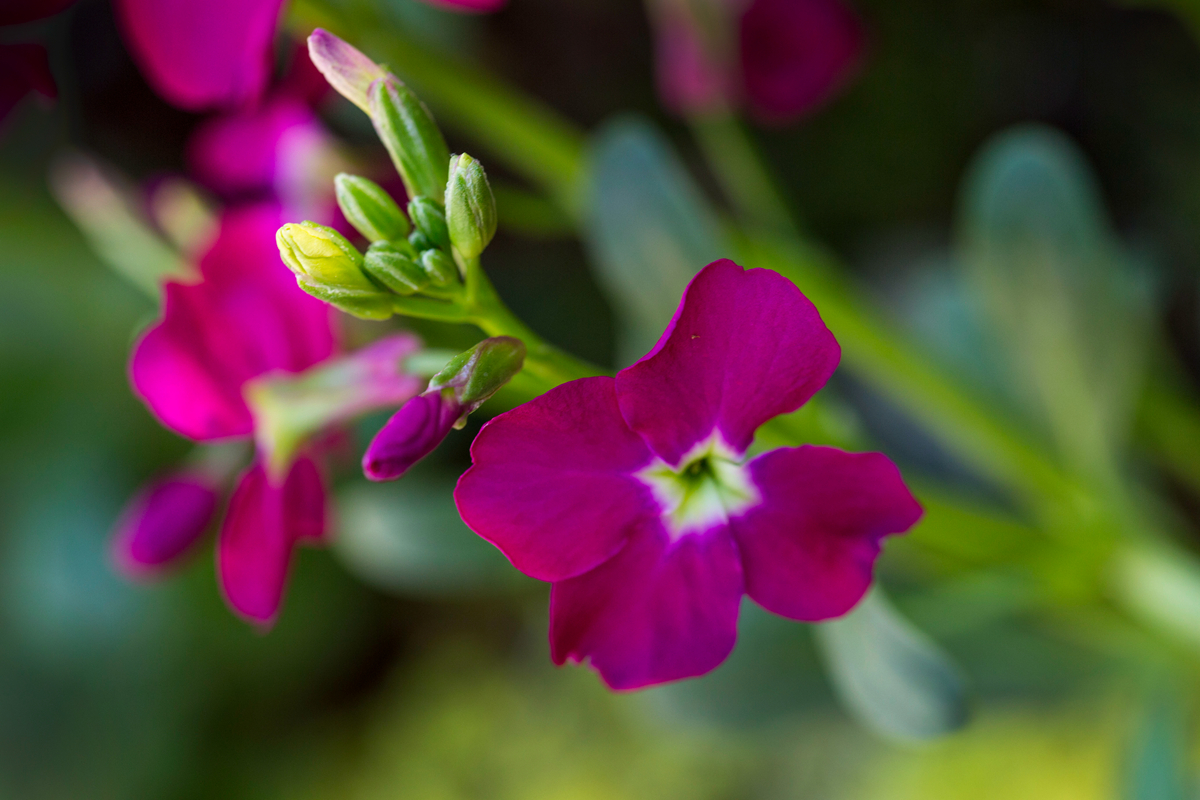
[636, 433, 761, 540]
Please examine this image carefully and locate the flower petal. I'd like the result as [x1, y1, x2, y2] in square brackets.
[616, 259, 840, 465]
[550, 523, 743, 691]
[187, 98, 321, 197]
[733, 446, 922, 622]
[113, 0, 285, 111]
[217, 460, 315, 625]
[455, 376, 657, 582]
[112, 475, 218, 576]
[739, 0, 865, 124]
[285, 456, 328, 544]
[130, 204, 336, 441]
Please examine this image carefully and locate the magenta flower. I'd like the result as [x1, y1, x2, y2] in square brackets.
[0, 43, 56, 125]
[131, 204, 335, 440]
[187, 95, 341, 223]
[455, 260, 921, 689]
[655, 0, 864, 124]
[121, 203, 422, 624]
[113, 0, 286, 110]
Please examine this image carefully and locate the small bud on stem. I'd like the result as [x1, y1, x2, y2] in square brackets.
[335, 173, 410, 243]
[369, 76, 451, 205]
[445, 153, 497, 260]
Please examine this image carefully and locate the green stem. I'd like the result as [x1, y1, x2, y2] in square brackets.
[460, 256, 604, 390]
[689, 114, 798, 236]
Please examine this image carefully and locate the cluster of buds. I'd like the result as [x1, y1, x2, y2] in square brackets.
[277, 31, 498, 322]
[275, 29, 521, 479]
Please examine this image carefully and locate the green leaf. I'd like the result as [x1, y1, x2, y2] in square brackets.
[815, 587, 969, 742]
[585, 116, 726, 364]
[958, 125, 1150, 484]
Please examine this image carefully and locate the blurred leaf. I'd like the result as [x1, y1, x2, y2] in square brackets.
[959, 125, 1151, 484]
[49, 153, 192, 299]
[585, 116, 726, 364]
[1110, 544, 1200, 656]
[816, 588, 969, 742]
[334, 472, 518, 597]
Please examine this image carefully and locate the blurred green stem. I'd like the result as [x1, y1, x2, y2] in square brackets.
[689, 114, 798, 237]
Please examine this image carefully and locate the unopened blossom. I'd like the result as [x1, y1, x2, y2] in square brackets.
[455, 260, 921, 689]
[120, 203, 422, 624]
[113, 0, 286, 110]
[653, 0, 865, 124]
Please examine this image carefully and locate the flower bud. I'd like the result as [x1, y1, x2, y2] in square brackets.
[362, 392, 462, 481]
[420, 248, 459, 288]
[368, 75, 450, 204]
[429, 335, 525, 410]
[445, 153, 497, 260]
[307, 29, 385, 114]
[409, 230, 435, 252]
[407, 196, 450, 250]
[363, 241, 429, 295]
[335, 173, 410, 243]
[277, 222, 394, 320]
[362, 337, 525, 482]
[112, 475, 218, 577]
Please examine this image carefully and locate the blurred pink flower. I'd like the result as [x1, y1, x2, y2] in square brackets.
[113, 0, 286, 111]
[119, 203, 422, 625]
[655, 0, 864, 124]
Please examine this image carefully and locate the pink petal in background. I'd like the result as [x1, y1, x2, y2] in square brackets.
[113, 0, 286, 111]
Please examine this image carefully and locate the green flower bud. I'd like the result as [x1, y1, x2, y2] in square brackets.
[420, 248, 459, 288]
[335, 173, 410, 243]
[295, 279, 395, 321]
[409, 230, 435, 252]
[277, 222, 372, 289]
[363, 241, 429, 295]
[407, 196, 450, 251]
[445, 153, 497, 260]
[429, 336, 526, 413]
[368, 76, 450, 204]
[277, 222, 393, 320]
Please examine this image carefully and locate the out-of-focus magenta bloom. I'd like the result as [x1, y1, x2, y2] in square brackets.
[124, 202, 419, 624]
[455, 260, 921, 689]
[188, 96, 338, 222]
[0, 43, 56, 124]
[0, 0, 76, 26]
[219, 456, 326, 622]
[656, 0, 864, 124]
[131, 204, 335, 440]
[112, 474, 219, 577]
[419, 0, 508, 12]
[113, 0, 285, 110]
[363, 392, 463, 481]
